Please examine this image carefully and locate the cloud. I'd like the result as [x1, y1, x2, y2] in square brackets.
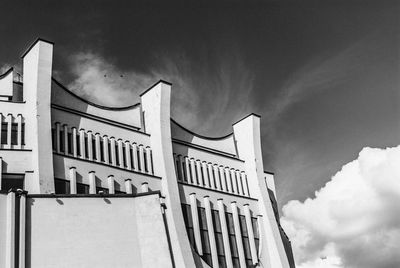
[281, 145, 400, 268]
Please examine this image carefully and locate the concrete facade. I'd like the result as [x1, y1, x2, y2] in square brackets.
[0, 39, 295, 268]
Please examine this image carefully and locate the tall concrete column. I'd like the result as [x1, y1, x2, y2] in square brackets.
[230, 168, 238, 194]
[204, 196, 219, 268]
[125, 179, 132, 194]
[190, 158, 198, 185]
[189, 193, 203, 255]
[87, 131, 93, 161]
[117, 139, 124, 168]
[132, 142, 138, 171]
[225, 167, 233, 193]
[244, 204, 258, 264]
[236, 170, 244, 196]
[6, 114, 12, 149]
[79, 129, 85, 159]
[231, 202, 246, 268]
[202, 161, 210, 188]
[110, 137, 116, 166]
[17, 114, 23, 149]
[241, 172, 249, 197]
[102, 135, 109, 164]
[138, 144, 145, 172]
[208, 163, 216, 189]
[22, 39, 55, 193]
[173, 154, 180, 181]
[217, 199, 233, 268]
[107, 175, 115, 194]
[233, 114, 290, 268]
[69, 167, 77, 194]
[63, 124, 68, 155]
[6, 191, 15, 268]
[55, 122, 61, 153]
[196, 160, 204, 186]
[214, 164, 221, 190]
[19, 193, 26, 268]
[146, 146, 153, 174]
[88, 171, 96, 194]
[124, 141, 132, 170]
[72, 127, 77, 158]
[95, 133, 101, 162]
[141, 80, 196, 267]
[185, 156, 191, 184]
[219, 166, 227, 192]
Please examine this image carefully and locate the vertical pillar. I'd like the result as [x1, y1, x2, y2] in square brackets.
[69, 167, 77, 194]
[63, 124, 68, 155]
[208, 163, 215, 189]
[117, 139, 124, 168]
[196, 160, 204, 186]
[230, 168, 238, 194]
[95, 133, 101, 162]
[124, 141, 132, 170]
[178, 155, 186, 182]
[217, 199, 233, 268]
[131, 142, 138, 171]
[231, 202, 246, 268]
[204, 196, 219, 268]
[87, 131, 93, 161]
[190, 158, 198, 185]
[244, 204, 258, 264]
[189, 193, 203, 255]
[79, 128, 85, 159]
[55, 122, 61, 153]
[138, 144, 145, 172]
[88, 171, 96, 194]
[236, 170, 244, 196]
[185, 156, 192, 184]
[202, 161, 210, 188]
[6, 114, 12, 149]
[219, 166, 227, 192]
[5, 191, 15, 268]
[213, 164, 221, 190]
[241, 172, 249, 196]
[19, 193, 26, 268]
[173, 154, 180, 181]
[17, 114, 22, 149]
[108, 175, 115, 194]
[72, 127, 77, 158]
[102, 135, 109, 164]
[110, 137, 116, 166]
[125, 179, 132, 194]
[141, 182, 149, 193]
[146, 146, 153, 174]
[225, 167, 233, 193]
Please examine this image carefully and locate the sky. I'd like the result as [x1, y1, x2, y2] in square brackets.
[0, 1, 399, 267]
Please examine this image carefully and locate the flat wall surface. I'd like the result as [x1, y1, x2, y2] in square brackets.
[0, 194, 7, 267]
[26, 194, 173, 268]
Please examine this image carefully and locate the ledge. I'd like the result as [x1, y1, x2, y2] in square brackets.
[28, 190, 161, 198]
[0, 148, 32, 151]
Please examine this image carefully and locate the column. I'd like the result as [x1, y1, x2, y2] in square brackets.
[19, 193, 26, 268]
[204, 196, 219, 268]
[6, 114, 11, 149]
[79, 128, 85, 159]
[178, 155, 186, 182]
[72, 127, 77, 157]
[95, 133, 101, 162]
[102, 135, 109, 164]
[231, 202, 246, 268]
[124, 141, 132, 170]
[225, 167, 233, 193]
[110, 137, 116, 166]
[63, 124, 69, 155]
[89, 171, 96, 194]
[219, 166, 227, 192]
[108, 175, 115, 194]
[131, 142, 138, 171]
[17, 114, 22, 149]
[185, 157, 192, 184]
[202, 161, 210, 188]
[146, 146, 153, 174]
[244, 204, 258, 264]
[189, 193, 203, 255]
[117, 139, 124, 168]
[207, 163, 215, 189]
[125, 179, 132, 194]
[69, 167, 77, 194]
[230, 168, 238, 194]
[173, 154, 180, 181]
[141, 182, 149, 192]
[241, 172, 249, 196]
[214, 164, 221, 190]
[5, 191, 15, 268]
[55, 122, 61, 153]
[236, 170, 244, 195]
[138, 144, 145, 172]
[87, 131, 93, 161]
[196, 160, 204, 186]
[217, 199, 233, 268]
[190, 158, 198, 185]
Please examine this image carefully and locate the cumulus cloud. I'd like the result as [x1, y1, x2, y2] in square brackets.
[281, 145, 400, 268]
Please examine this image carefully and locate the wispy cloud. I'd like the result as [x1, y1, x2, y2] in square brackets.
[281, 145, 400, 268]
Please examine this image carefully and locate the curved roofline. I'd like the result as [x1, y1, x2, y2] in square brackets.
[0, 67, 13, 79]
[171, 118, 234, 141]
[52, 78, 141, 111]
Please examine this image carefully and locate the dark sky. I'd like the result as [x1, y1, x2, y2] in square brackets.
[1, 0, 399, 208]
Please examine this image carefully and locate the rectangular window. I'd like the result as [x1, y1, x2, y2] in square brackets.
[143, 151, 148, 173]
[76, 183, 89, 194]
[136, 150, 141, 171]
[54, 178, 70, 194]
[51, 128, 56, 149]
[100, 140, 105, 162]
[76, 134, 80, 157]
[115, 144, 120, 166]
[122, 145, 127, 168]
[1, 174, 24, 191]
[84, 137, 89, 159]
[181, 204, 195, 246]
[59, 130, 64, 153]
[92, 137, 96, 160]
[21, 123, 25, 145]
[198, 207, 212, 266]
[68, 132, 73, 155]
[1, 123, 7, 144]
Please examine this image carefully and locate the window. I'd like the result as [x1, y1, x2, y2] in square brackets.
[76, 183, 89, 194]
[59, 130, 64, 153]
[92, 137, 96, 160]
[239, 215, 253, 266]
[67, 132, 73, 154]
[96, 186, 109, 194]
[54, 178, 70, 194]
[143, 151, 148, 172]
[226, 213, 240, 268]
[1, 123, 7, 144]
[212, 210, 227, 268]
[198, 207, 212, 266]
[1, 174, 24, 191]
[181, 204, 195, 246]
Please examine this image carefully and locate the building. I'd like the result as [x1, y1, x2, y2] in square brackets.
[0, 38, 295, 268]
